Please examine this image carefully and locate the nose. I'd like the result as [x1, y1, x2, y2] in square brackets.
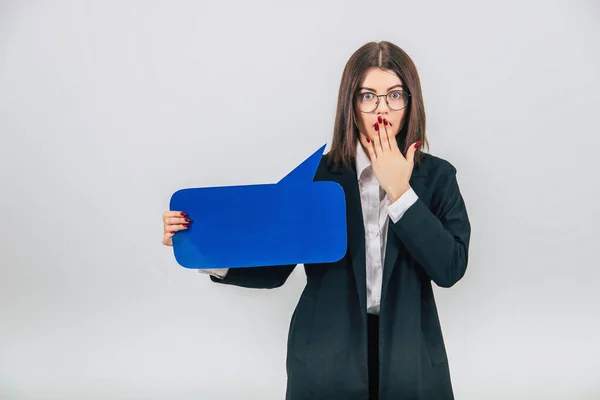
[375, 95, 390, 113]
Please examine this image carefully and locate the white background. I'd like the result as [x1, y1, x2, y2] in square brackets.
[1, 1, 599, 399]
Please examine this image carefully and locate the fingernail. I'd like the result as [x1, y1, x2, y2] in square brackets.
[185, 218, 192, 222]
[183, 224, 189, 228]
[366, 137, 371, 143]
[374, 123, 379, 132]
[378, 116, 383, 124]
[180, 212, 187, 216]
[414, 141, 421, 148]
[383, 119, 388, 126]
[170, 231, 176, 234]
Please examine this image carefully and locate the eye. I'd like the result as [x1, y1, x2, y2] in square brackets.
[360, 92, 374, 100]
[389, 91, 402, 99]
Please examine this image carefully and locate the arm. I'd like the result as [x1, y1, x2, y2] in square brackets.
[389, 165, 471, 288]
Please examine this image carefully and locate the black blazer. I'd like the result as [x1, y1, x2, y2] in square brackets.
[210, 151, 471, 400]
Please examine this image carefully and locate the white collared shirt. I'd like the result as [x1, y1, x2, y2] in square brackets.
[198, 141, 419, 315]
[354, 140, 418, 314]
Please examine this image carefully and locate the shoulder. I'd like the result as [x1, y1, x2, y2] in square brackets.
[414, 152, 463, 211]
[415, 152, 457, 179]
[407, 153, 462, 217]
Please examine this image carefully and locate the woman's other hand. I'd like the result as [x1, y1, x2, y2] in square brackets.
[361, 118, 419, 203]
[162, 211, 191, 246]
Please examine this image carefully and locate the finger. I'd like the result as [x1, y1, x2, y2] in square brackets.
[163, 211, 188, 221]
[167, 216, 192, 223]
[364, 133, 376, 160]
[391, 134, 401, 155]
[369, 135, 378, 160]
[166, 216, 192, 226]
[381, 119, 391, 151]
[165, 217, 191, 232]
[383, 118, 397, 152]
[407, 140, 421, 165]
[167, 223, 189, 233]
[373, 121, 383, 157]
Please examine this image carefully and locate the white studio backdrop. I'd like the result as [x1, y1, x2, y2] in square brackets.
[1, 1, 599, 399]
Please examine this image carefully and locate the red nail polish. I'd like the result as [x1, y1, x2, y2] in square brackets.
[414, 140, 421, 148]
[183, 224, 189, 228]
[185, 218, 191, 222]
[366, 137, 371, 143]
[180, 212, 187, 216]
[383, 119, 388, 126]
[378, 116, 383, 124]
[374, 123, 379, 132]
[170, 231, 176, 234]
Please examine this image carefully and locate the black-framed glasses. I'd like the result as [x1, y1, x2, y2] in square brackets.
[355, 90, 411, 113]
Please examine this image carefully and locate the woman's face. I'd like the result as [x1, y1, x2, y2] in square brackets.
[354, 67, 408, 149]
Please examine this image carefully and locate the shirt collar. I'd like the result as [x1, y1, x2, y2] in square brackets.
[355, 139, 371, 181]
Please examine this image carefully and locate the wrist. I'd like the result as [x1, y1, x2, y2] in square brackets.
[389, 184, 411, 203]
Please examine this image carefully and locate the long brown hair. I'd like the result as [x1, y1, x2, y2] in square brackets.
[328, 41, 429, 171]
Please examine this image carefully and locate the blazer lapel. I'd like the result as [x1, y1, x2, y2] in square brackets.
[328, 163, 367, 315]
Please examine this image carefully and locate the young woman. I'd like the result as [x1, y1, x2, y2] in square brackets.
[162, 41, 471, 400]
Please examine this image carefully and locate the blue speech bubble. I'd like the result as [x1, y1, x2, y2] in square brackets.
[169, 144, 347, 269]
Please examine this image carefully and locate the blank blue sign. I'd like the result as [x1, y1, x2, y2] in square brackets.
[169, 144, 347, 269]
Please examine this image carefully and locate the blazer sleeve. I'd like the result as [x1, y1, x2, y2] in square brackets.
[389, 164, 471, 288]
[208, 264, 297, 289]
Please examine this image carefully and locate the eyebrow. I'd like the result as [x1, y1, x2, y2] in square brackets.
[358, 84, 404, 92]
